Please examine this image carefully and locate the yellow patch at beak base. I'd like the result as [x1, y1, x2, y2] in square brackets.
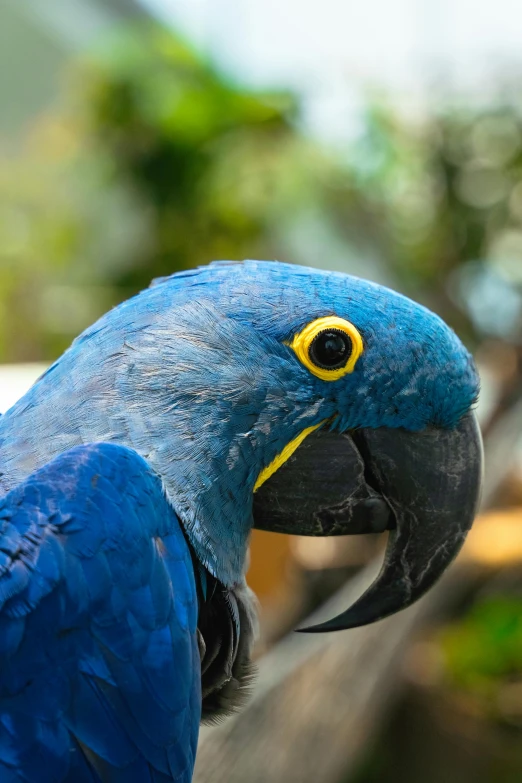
[253, 421, 326, 492]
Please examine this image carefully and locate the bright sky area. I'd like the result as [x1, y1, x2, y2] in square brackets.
[141, 0, 522, 142]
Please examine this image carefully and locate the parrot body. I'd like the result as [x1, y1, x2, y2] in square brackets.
[0, 443, 200, 782]
[0, 260, 482, 781]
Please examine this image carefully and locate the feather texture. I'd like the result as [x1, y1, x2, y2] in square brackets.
[0, 443, 200, 782]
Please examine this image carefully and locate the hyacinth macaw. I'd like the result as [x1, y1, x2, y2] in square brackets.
[0, 260, 482, 782]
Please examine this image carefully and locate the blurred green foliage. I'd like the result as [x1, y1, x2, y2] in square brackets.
[438, 594, 522, 726]
[351, 594, 522, 783]
[338, 102, 522, 341]
[0, 24, 303, 361]
[2, 21, 522, 362]
[83, 26, 299, 290]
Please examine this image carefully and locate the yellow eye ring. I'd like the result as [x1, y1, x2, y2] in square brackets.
[290, 316, 363, 381]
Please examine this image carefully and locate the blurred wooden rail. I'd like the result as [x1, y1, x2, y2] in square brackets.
[194, 399, 522, 783]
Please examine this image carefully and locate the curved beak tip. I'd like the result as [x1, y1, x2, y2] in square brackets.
[298, 411, 484, 633]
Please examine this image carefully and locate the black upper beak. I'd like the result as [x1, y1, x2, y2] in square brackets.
[252, 411, 483, 632]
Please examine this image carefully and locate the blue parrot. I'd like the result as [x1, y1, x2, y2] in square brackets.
[0, 260, 482, 781]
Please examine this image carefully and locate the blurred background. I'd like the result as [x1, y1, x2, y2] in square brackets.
[3, 1, 522, 781]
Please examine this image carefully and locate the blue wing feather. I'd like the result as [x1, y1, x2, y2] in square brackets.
[0, 443, 200, 782]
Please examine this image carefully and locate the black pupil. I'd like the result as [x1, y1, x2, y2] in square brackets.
[309, 329, 352, 370]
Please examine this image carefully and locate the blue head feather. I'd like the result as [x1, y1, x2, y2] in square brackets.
[0, 261, 479, 586]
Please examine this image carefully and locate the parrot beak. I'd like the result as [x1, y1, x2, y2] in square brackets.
[252, 411, 483, 632]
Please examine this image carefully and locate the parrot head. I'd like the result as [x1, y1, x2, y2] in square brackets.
[0, 260, 482, 631]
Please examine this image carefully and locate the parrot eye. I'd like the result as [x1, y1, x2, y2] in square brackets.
[290, 316, 364, 381]
[310, 329, 351, 369]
